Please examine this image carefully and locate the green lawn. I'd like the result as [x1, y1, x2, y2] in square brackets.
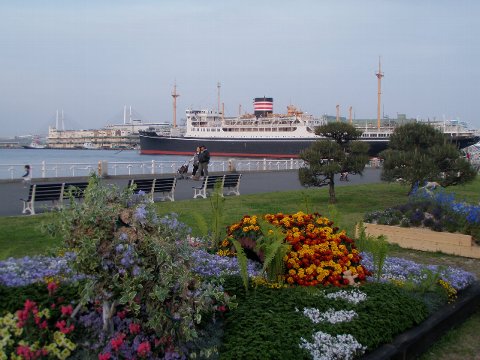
[1, 179, 479, 260]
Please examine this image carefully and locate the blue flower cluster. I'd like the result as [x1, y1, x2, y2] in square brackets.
[190, 250, 262, 278]
[360, 252, 476, 290]
[411, 185, 480, 225]
[0, 252, 81, 287]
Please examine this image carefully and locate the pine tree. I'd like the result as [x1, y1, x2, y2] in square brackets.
[380, 122, 476, 193]
[299, 123, 369, 203]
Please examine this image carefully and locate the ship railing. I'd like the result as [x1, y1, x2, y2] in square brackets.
[0, 158, 332, 180]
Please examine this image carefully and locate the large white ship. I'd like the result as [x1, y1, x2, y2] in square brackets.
[139, 97, 480, 158]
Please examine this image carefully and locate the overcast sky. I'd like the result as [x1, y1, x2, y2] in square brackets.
[1, 0, 478, 137]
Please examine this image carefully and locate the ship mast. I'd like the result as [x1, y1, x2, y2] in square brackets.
[217, 82, 221, 114]
[171, 83, 180, 128]
[376, 57, 384, 130]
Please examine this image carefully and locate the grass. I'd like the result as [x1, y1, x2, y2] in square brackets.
[0, 178, 479, 359]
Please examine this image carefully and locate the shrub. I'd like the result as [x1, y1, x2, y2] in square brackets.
[45, 175, 232, 357]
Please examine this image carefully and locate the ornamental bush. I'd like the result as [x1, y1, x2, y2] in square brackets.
[219, 212, 370, 287]
[46, 175, 232, 357]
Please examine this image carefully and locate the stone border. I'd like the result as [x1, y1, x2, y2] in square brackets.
[359, 223, 480, 259]
[362, 281, 480, 359]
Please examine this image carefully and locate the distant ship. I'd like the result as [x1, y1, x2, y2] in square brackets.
[139, 97, 480, 158]
[22, 138, 47, 149]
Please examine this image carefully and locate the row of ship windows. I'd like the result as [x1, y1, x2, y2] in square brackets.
[361, 134, 390, 138]
[192, 127, 297, 132]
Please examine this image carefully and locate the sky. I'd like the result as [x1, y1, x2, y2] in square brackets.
[0, 0, 479, 137]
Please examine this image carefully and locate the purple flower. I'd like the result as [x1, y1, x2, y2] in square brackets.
[134, 205, 147, 224]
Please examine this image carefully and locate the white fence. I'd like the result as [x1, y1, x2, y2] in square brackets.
[0, 159, 307, 180]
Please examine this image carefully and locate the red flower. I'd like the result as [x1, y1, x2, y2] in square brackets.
[110, 333, 126, 352]
[137, 341, 151, 358]
[129, 322, 141, 335]
[117, 310, 127, 320]
[61, 304, 73, 317]
[55, 320, 75, 334]
[98, 352, 112, 360]
[47, 281, 58, 296]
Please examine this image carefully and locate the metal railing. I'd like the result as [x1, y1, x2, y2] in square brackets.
[0, 158, 307, 180]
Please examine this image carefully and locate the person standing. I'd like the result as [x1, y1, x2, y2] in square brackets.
[196, 145, 210, 179]
[22, 165, 31, 187]
[191, 146, 201, 177]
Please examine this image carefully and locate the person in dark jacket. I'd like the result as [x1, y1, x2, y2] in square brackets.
[195, 145, 210, 179]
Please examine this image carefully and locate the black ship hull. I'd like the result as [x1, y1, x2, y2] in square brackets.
[140, 132, 480, 158]
[139, 133, 394, 158]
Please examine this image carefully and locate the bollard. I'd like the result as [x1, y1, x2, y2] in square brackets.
[228, 159, 236, 172]
[98, 160, 108, 177]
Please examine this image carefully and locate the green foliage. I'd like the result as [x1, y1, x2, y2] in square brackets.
[45, 174, 230, 348]
[315, 122, 363, 144]
[219, 277, 429, 359]
[380, 123, 477, 193]
[255, 219, 291, 282]
[355, 224, 389, 281]
[299, 122, 370, 203]
[0, 282, 82, 315]
[209, 181, 226, 249]
[230, 238, 249, 291]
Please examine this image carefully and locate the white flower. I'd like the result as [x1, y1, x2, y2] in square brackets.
[303, 308, 358, 324]
[300, 331, 366, 360]
[324, 289, 368, 305]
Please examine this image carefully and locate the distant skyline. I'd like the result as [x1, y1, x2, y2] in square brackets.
[1, 0, 479, 137]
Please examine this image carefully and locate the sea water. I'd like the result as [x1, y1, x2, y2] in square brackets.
[0, 149, 190, 179]
[0, 148, 188, 165]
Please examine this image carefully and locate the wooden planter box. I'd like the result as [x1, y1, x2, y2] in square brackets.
[358, 223, 480, 259]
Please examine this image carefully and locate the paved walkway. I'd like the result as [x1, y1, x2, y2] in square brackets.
[1, 169, 382, 217]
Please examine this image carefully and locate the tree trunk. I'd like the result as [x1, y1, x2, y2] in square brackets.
[328, 177, 336, 204]
[102, 301, 115, 334]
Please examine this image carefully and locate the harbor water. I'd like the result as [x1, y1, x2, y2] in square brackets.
[0, 149, 306, 180]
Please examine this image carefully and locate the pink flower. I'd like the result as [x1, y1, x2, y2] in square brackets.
[24, 299, 37, 312]
[137, 341, 151, 358]
[110, 333, 126, 352]
[39, 320, 48, 330]
[47, 281, 58, 295]
[61, 304, 73, 317]
[129, 322, 141, 335]
[98, 353, 111, 360]
[116, 310, 127, 320]
[55, 320, 75, 334]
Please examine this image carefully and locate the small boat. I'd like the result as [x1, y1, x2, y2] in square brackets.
[22, 139, 47, 149]
[83, 142, 100, 150]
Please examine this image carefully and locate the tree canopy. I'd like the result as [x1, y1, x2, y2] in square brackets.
[299, 122, 370, 203]
[380, 122, 476, 193]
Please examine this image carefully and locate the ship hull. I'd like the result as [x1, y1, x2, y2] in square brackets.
[140, 133, 480, 158]
[139, 134, 391, 158]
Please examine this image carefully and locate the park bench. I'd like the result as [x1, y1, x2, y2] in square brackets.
[63, 182, 89, 200]
[222, 173, 242, 196]
[21, 181, 90, 215]
[128, 177, 176, 202]
[21, 183, 65, 215]
[192, 175, 225, 199]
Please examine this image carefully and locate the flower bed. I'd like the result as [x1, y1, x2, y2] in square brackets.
[220, 212, 370, 287]
[1, 177, 478, 359]
[362, 186, 480, 258]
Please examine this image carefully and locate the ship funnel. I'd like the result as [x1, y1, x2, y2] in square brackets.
[254, 97, 273, 117]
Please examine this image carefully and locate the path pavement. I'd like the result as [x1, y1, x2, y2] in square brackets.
[0, 169, 382, 217]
